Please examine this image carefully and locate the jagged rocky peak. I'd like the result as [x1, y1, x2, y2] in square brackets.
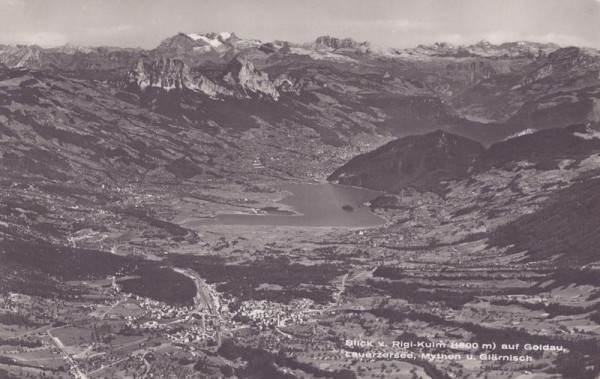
[127, 53, 288, 100]
[222, 54, 280, 100]
[0, 44, 44, 68]
[155, 33, 199, 55]
[314, 35, 370, 50]
[129, 56, 190, 90]
[128, 56, 234, 98]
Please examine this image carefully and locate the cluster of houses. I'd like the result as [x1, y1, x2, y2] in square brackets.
[166, 325, 208, 344]
[235, 299, 325, 330]
[135, 296, 194, 320]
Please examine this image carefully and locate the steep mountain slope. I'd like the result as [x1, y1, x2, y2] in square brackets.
[221, 54, 281, 100]
[489, 176, 600, 265]
[478, 124, 600, 265]
[327, 130, 485, 193]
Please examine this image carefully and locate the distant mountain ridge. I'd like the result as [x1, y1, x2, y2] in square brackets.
[313, 35, 371, 51]
[0, 34, 572, 69]
[407, 40, 559, 59]
[0, 43, 142, 69]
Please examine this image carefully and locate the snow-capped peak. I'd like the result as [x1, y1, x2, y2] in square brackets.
[186, 33, 201, 41]
[187, 33, 223, 48]
[219, 32, 232, 40]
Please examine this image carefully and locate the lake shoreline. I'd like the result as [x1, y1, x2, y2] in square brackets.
[185, 182, 386, 228]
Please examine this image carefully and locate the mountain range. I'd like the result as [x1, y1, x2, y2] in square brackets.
[2, 33, 599, 144]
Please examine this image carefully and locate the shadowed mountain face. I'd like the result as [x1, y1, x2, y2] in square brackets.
[489, 176, 600, 265]
[327, 130, 485, 193]
[474, 124, 600, 172]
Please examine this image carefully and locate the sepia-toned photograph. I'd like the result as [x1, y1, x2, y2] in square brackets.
[0, 0, 599, 377]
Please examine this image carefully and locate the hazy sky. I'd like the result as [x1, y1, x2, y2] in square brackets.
[1, 0, 599, 49]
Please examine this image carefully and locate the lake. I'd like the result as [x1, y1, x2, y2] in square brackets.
[190, 182, 386, 228]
